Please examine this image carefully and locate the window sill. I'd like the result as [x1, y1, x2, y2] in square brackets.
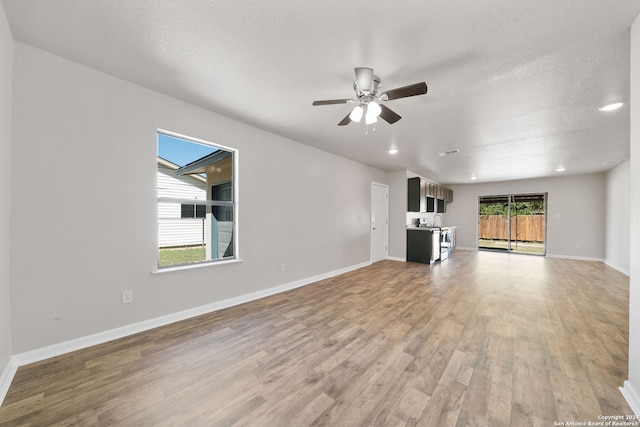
[152, 258, 242, 274]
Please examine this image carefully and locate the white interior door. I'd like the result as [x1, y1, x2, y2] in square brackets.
[371, 182, 389, 263]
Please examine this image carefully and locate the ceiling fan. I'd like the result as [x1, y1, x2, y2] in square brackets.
[312, 67, 428, 127]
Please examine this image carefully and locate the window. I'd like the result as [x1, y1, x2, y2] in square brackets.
[181, 204, 206, 219]
[157, 131, 237, 268]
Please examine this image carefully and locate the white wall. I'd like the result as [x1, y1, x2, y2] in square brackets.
[605, 161, 630, 274]
[9, 43, 388, 353]
[0, 3, 13, 374]
[388, 170, 408, 259]
[447, 174, 606, 259]
[626, 12, 640, 414]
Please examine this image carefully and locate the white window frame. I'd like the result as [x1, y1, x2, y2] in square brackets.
[155, 129, 240, 272]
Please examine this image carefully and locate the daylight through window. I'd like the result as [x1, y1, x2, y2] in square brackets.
[157, 132, 236, 268]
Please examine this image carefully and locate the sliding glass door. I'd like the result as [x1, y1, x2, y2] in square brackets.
[478, 193, 546, 255]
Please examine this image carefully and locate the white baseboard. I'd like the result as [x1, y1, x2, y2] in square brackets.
[386, 256, 406, 262]
[620, 381, 640, 416]
[0, 260, 371, 407]
[604, 260, 630, 276]
[0, 357, 18, 407]
[545, 253, 604, 263]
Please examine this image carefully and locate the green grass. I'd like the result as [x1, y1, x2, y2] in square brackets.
[158, 246, 207, 267]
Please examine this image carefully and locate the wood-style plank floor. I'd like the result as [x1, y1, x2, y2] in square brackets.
[0, 251, 632, 426]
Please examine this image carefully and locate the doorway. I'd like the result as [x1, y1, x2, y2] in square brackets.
[371, 182, 389, 263]
[478, 193, 547, 255]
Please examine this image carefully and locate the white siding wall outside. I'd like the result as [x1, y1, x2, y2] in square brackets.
[157, 161, 206, 248]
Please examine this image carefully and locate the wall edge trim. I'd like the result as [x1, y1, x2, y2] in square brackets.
[620, 381, 640, 416]
[604, 260, 631, 276]
[0, 356, 19, 407]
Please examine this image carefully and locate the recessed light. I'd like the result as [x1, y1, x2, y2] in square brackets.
[598, 102, 624, 112]
[388, 148, 398, 155]
[470, 175, 477, 180]
[555, 166, 566, 172]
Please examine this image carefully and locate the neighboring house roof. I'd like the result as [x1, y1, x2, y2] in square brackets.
[157, 156, 206, 183]
[175, 150, 232, 176]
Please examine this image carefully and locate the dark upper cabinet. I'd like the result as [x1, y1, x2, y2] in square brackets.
[409, 177, 453, 212]
[407, 177, 426, 212]
[426, 196, 435, 212]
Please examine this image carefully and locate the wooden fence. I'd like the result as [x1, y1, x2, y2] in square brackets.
[479, 215, 545, 242]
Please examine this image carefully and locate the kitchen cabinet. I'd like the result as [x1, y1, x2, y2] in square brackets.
[445, 187, 453, 203]
[426, 196, 435, 212]
[407, 177, 426, 212]
[425, 182, 435, 196]
[407, 228, 440, 264]
[408, 177, 454, 212]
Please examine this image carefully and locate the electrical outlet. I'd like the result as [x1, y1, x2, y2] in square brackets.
[574, 243, 580, 249]
[280, 263, 285, 272]
[122, 290, 133, 304]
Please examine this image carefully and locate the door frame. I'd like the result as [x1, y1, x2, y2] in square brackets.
[477, 192, 548, 256]
[371, 182, 389, 263]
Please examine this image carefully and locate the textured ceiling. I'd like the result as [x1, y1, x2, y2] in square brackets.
[3, 0, 639, 183]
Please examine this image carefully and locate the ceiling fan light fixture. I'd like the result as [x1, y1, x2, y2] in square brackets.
[367, 101, 381, 117]
[365, 101, 381, 125]
[349, 105, 364, 123]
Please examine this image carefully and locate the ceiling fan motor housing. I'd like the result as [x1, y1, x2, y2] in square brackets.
[354, 67, 382, 97]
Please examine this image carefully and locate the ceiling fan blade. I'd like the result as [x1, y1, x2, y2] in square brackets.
[312, 99, 352, 106]
[381, 82, 428, 101]
[337, 113, 351, 126]
[379, 104, 402, 124]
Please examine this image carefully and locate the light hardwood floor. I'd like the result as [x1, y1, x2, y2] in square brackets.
[0, 251, 632, 426]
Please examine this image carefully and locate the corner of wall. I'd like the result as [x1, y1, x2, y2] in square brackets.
[604, 161, 631, 274]
[0, 0, 14, 407]
[626, 11, 640, 416]
[388, 170, 409, 259]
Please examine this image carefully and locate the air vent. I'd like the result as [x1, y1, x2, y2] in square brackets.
[439, 149, 460, 156]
